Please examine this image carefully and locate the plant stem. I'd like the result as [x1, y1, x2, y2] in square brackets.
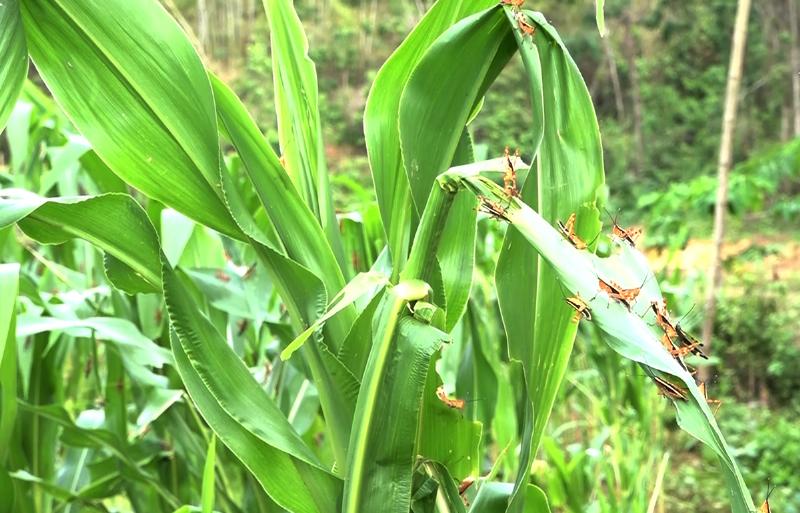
[400, 184, 457, 283]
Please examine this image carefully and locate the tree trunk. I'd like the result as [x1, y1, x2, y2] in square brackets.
[197, 0, 209, 57]
[602, 34, 626, 120]
[623, 12, 645, 177]
[700, 0, 753, 376]
[789, 0, 800, 136]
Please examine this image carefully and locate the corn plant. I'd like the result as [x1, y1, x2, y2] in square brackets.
[0, 0, 759, 512]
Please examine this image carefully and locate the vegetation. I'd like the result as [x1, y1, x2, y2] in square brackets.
[0, 0, 798, 512]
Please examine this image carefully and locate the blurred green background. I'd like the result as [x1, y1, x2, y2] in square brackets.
[4, 0, 799, 511]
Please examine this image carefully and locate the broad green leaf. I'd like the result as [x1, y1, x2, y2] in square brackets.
[0, 190, 161, 293]
[16, 315, 172, 387]
[20, 0, 241, 237]
[259, 0, 345, 271]
[437, 133, 478, 332]
[399, 7, 514, 213]
[417, 355, 482, 480]
[163, 264, 325, 469]
[211, 75, 356, 350]
[170, 334, 340, 513]
[399, 8, 516, 332]
[213, 76, 361, 467]
[343, 282, 445, 513]
[468, 482, 550, 513]
[243, 236, 359, 469]
[445, 172, 756, 513]
[0, 264, 19, 464]
[490, 11, 605, 510]
[0, 0, 27, 133]
[364, 0, 497, 273]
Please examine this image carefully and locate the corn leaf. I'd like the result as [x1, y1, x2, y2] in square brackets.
[491, 10, 605, 510]
[259, 0, 345, 270]
[19, 0, 241, 238]
[0, 191, 161, 293]
[398, 7, 515, 332]
[211, 75, 356, 349]
[343, 281, 445, 513]
[0, 264, 19, 464]
[164, 265, 342, 513]
[446, 172, 755, 513]
[364, 0, 497, 272]
[0, 0, 27, 132]
[201, 436, 215, 513]
[468, 482, 551, 513]
[213, 73, 363, 466]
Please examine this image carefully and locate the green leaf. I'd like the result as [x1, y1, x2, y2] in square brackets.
[447, 172, 756, 513]
[17, 402, 180, 507]
[490, 11, 605, 510]
[259, 0, 345, 270]
[164, 264, 342, 512]
[201, 436, 215, 513]
[343, 283, 446, 513]
[20, 0, 241, 237]
[281, 272, 388, 361]
[0, 191, 161, 293]
[437, 133, 478, 332]
[595, 0, 607, 36]
[417, 356, 482, 480]
[420, 461, 467, 513]
[399, 6, 514, 214]
[0, 0, 27, 133]
[163, 264, 325, 469]
[468, 482, 550, 513]
[0, 264, 19, 464]
[16, 315, 171, 387]
[171, 334, 339, 513]
[213, 75, 360, 466]
[211, 74, 356, 350]
[364, 0, 497, 272]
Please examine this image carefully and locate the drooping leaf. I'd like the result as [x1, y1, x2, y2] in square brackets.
[0, 190, 161, 294]
[444, 171, 756, 513]
[281, 272, 388, 361]
[163, 264, 326, 470]
[211, 74, 356, 350]
[20, 0, 241, 237]
[213, 75, 361, 467]
[16, 315, 171, 387]
[170, 331, 340, 513]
